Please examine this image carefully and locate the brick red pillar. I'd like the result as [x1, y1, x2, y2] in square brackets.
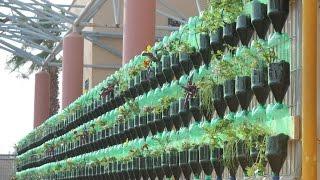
[62, 32, 84, 108]
[122, 0, 156, 64]
[34, 71, 50, 128]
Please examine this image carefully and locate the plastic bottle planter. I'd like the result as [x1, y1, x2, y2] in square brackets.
[252, 67, 270, 106]
[251, 0, 270, 40]
[108, 126, 116, 146]
[236, 15, 254, 46]
[135, 75, 145, 96]
[129, 78, 139, 99]
[149, 66, 159, 90]
[199, 33, 212, 66]
[139, 158, 149, 180]
[170, 101, 183, 130]
[169, 151, 182, 180]
[266, 134, 289, 180]
[96, 130, 105, 149]
[179, 150, 192, 180]
[140, 70, 151, 93]
[213, 85, 227, 119]
[199, 145, 213, 177]
[267, 0, 289, 33]
[121, 85, 133, 99]
[134, 115, 143, 138]
[179, 98, 192, 127]
[154, 112, 165, 133]
[133, 157, 141, 180]
[189, 147, 202, 179]
[129, 117, 138, 140]
[147, 112, 157, 135]
[118, 121, 126, 143]
[146, 157, 157, 180]
[124, 119, 131, 141]
[117, 161, 123, 179]
[268, 61, 290, 103]
[113, 124, 121, 145]
[211, 148, 224, 180]
[111, 162, 118, 180]
[179, 52, 193, 75]
[162, 55, 174, 83]
[156, 61, 167, 86]
[96, 99, 105, 117]
[107, 162, 114, 179]
[224, 80, 240, 113]
[210, 28, 225, 53]
[236, 76, 253, 110]
[223, 23, 239, 47]
[189, 96, 203, 121]
[154, 156, 165, 180]
[128, 160, 136, 180]
[162, 153, 173, 178]
[236, 140, 250, 176]
[162, 108, 174, 131]
[139, 115, 150, 138]
[122, 162, 130, 180]
[107, 89, 116, 110]
[190, 52, 202, 70]
[170, 53, 184, 79]
[114, 87, 125, 107]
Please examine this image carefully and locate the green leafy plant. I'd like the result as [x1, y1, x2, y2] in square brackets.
[252, 40, 278, 66]
[178, 41, 195, 54]
[196, 76, 217, 117]
[234, 48, 257, 76]
[205, 119, 271, 177]
[200, 0, 249, 33]
[117, 100, 140, 123]
[160, 96, 177, 111]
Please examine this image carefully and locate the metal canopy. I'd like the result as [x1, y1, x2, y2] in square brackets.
[0, 0, 206, 69]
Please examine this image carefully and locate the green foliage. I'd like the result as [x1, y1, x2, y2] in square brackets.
[160, 96, 177, 111]
[252, 40, 278, 65]
[117, 100, 140, 123]
[205, 119, 271, 177]
[234, 47, 257, 76]
[196, 76, 217, 117]
[200, 0, 248, 33]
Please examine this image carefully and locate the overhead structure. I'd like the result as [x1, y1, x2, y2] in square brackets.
[0, 0, 206, 69]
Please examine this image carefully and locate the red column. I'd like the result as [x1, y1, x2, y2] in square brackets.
[34, 71, 50, 128]
[122, 0, 156, 64]
[62, 32, 84, 108]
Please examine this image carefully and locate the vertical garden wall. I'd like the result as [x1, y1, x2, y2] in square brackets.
[15, 0, 302, 179]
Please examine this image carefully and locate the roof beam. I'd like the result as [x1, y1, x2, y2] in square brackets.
[32, 0, 79, 17]
[10, 0, 75, 24]
[156, 9, 186, 24]
[195, 0, 201, 15]
[44, 0, 109, 65]
[48, 62, 122, 69]
[158, 0, 188, 20]
[0, 33, 52, 53]
[84, 35, 122, 58]
[0, 39, 43, 65]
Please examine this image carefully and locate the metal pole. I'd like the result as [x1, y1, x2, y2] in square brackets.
[301, 0, 317, 179]
[49, 62, 121, 69]
[156, 9, 186, 24]
[195, 0, 201, 15]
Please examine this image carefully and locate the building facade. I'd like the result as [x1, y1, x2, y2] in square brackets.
[0, 154, 16, 180]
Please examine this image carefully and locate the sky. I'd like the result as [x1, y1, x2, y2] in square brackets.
[0, 0, 72, 154]
[0, 49, 34, 154]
